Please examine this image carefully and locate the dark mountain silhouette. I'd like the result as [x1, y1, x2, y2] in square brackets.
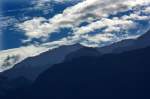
[2, 45, 150, 99]
[0, 75, 31, 97]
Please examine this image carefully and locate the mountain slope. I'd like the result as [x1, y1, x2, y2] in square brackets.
[3, 46, 150, 99]
[0, 44, 85, 97]
[0, 44, 83, 81]
[64, 30, 150, 60]
[1, 30, 149, 82]
[0, 30, 150, 98]
[0, 45, 48, 72]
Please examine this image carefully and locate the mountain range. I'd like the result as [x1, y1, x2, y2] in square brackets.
[0, 30, 150, 98]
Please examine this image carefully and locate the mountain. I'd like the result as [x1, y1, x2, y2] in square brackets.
[0, 45, 50, 72]
[2, 44, 150, 99]
[63, 30, 150, 61]
[65, 47, 101, 61]
[1, 29, 150, 80]
[97, 30, 150, 54]
[0, 44, 85, 97]
[0, 29, 150, 98]
[0, 44, 83, 81]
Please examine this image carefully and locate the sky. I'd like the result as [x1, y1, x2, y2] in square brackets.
[0, 0, 150, 72]
[0, 0, 3, 50]
[0, 0, 81, 50]
[0, 0, 150, 51]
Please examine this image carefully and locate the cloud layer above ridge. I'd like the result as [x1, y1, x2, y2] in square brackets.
[18, 0, 150, 47]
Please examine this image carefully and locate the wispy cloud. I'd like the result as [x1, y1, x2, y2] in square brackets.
[31, 0, 82, 14]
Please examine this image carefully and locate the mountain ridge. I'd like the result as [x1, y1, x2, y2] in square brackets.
[0, 44, 83, 81]
[2, 42, 150, 99]
[0, 29, 150, 98]
[97, 30, 150, 54]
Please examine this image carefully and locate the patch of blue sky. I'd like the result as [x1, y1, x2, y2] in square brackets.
[3, 25, 27, 50]
[48, 27, 73, 42]
[87, 27, 108, 36]
[79, 22, 90, 27]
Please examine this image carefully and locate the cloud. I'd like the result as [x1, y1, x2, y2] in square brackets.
[143, 6, 150, 14]
[18, 0, 150, 47]
[0, 44, 51, 72]
[1, 0, 150, 71]
[0, 31, 2, 50]
[32, 0, 82, 10]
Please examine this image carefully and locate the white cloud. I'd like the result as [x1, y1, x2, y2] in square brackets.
[18, 0, 150, 47]
[0, 43, 58, 72]
[0, 32, 2, 50]
[74, 18, 136, 35]
[32, 0, 82, 10]
[143, 6, 150, 14]
[0, 37, 76, 72]
[18, 17, 49, 38]
[0, 45, 47, 71]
